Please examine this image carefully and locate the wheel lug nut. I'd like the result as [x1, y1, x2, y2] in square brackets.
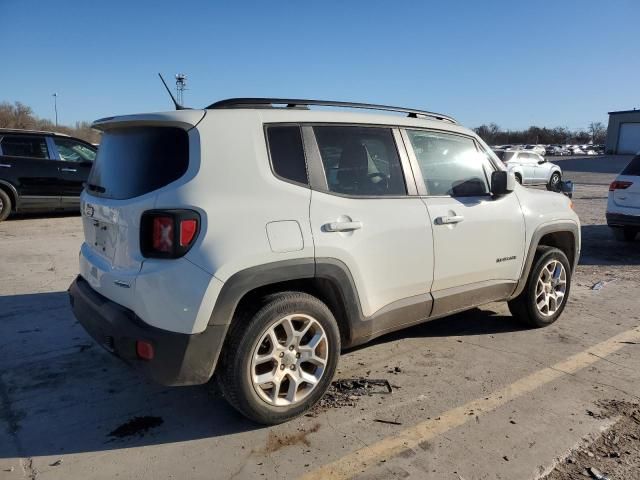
[280, 364, 285, 370]
[296, 353, 300, 358]
[279, 352, 284, 358]
[290, 365, 296, 370]
[289, 345, 294, 351]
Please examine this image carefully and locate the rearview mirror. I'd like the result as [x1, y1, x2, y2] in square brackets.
[491, 170, 515, 196]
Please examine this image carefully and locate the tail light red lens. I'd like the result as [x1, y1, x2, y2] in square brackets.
[141, 210, 200, 258]
[136, 340, 155, 360]
[180, 219, 198, 246]
[609, 181, 633, 192]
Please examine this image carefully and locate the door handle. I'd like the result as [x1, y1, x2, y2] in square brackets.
[435, 215, 464, 225]
[324, 221, 362, 232]
[59, 168, 77, 172]
[0, 164, 11, 168]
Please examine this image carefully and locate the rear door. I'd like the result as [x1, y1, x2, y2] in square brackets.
[50, 136, 96, 208]
[0, 134, 61, 210]
[307, 125, 434, 329]
[517, 152, 537, 183]
[612, 155, 640, 211]
[402, 128, 525, 315]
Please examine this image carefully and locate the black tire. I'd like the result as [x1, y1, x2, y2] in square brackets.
[547, 172, 561, 192]
[515, 174, 522, 185]
[0, 189, 12, 222]
[612, 227, 637, 242]
[508, 246, 571, 328]
[218, 291, 340, 425]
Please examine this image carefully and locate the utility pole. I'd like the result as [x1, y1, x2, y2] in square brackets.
[52, 93, 58, 127]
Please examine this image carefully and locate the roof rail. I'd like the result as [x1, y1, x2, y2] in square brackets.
[206, 98, 457, 124]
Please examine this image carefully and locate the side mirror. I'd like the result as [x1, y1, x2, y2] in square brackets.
[491, 170, 515, 196]
[537, 159, 546, 164]
[560, 180, 574, 198]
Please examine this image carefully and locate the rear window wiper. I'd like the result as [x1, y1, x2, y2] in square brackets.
[87, 183, 106, 193]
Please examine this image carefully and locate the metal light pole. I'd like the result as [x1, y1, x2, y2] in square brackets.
[52, 93, 58, 127]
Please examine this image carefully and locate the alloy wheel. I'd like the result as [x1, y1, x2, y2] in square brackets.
[250, 314, 328, 406]
[535, 260, 567, 316]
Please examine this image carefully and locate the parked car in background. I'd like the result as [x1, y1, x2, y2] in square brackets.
[524, 145, 547, 156]
[0, 129, 96, 221]
[546, 145, 571, 156]
[569, 146, 585, 155]
[607, 153, 640, 241]
[494, 149, 562, 190]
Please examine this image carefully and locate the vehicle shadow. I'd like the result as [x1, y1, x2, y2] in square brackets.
[580, 224, 640, 266]
[0, 291, 258, 460]
[7, 211, 80, 221]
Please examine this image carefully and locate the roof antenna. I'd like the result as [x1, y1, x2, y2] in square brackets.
[158, 73, 185, 110]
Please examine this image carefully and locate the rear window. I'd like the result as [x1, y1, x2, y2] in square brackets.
[621, 155, 640, 176]
[266, 125, 308, 185]
[87, 127, 189, 199]
[0, 135, 49, 158]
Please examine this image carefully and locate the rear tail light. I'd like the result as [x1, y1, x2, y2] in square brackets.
[141, 210, 200, 258]
[136, 340, 155, 360]
[609, 180, 633, 192]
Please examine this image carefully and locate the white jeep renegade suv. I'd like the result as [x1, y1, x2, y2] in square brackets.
[69, 98, 580, 424]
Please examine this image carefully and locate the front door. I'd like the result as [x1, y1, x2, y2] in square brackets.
[50, 136, 96, 208]
[402, 128, 525, 315]
[307, 125, 434, 330]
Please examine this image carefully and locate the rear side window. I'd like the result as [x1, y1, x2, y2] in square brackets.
[0, 135, 48, 159]
[266, 126, 308, 185]
[313, 126, 406, 196]
[87, 127, 188, 200]
[621, 155, 640, 176]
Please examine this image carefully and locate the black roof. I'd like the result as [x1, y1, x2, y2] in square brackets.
[206, 98, 457, 124]
[608, 109, 640, 115]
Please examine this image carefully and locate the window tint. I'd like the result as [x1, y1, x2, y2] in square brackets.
[313, 126, 406, 196]
[53, 138, 96, 163]
[266, 126, 308, 185]
[87, 127, 188, 200]
[0, 135, 48, 159]
[406, 130, 489, 196]
[621, 155, 640, 176]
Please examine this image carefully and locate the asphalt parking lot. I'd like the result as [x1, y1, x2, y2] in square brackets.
[1, 155, 638, 480]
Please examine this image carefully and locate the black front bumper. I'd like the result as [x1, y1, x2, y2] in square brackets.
[68, 275, 228, 386]
[607, 212, 640, 228]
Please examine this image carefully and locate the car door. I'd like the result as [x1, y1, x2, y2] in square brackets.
[306, 125, 434, 331]
[50, 136, 96, 208]
[0, 134, 61, 210]
[516, 152, 537, 183]
[401, 128, 526, 316]
[532, 154, 549, 182]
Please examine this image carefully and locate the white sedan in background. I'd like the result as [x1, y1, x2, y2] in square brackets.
[493, 149, 563, 191]
[607, 153, 640, 241]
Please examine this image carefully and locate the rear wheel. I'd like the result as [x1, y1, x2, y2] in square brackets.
[508, 246, 571, 328]
[547, 172, 561, 192]
[218, 292, 340, 424]
[515, 174, 522, 185]
[612, 227, 637, 242]
[0, 189, 12, 222]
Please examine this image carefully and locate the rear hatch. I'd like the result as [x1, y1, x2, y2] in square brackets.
[81, 111, 204, 287]
[612, 155, 640, 210]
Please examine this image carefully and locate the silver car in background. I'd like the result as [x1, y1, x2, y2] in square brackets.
[494, 149, 562, 191]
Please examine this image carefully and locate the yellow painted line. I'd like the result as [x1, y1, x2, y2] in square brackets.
[301, 326, 640, 480]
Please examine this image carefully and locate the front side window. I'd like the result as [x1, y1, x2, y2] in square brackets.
[406, 129, 489, 196]
[53, 138, 96, 163]
[266, 125, 308, 185]
[0, 135, 48, 159]
[313, 126, 406, 196]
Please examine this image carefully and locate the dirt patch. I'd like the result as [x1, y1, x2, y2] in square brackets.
[108, 416, 164, 439]
[545, 400, 640, 479]
[264, 423, 320, 453]
[308, 378, 393, 414]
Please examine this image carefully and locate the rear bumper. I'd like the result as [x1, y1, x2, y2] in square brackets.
[68, 275, 227, 386]
[607, 212, 640, 228]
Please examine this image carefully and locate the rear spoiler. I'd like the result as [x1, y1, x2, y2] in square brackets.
[92, 110, 206, 131]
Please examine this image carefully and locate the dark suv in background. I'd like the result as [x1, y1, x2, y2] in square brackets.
[0, 129, 97, 221]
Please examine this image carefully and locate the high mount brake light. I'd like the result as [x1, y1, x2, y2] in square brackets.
[141, 210, 200, 258]
[609, 181, 633, 192]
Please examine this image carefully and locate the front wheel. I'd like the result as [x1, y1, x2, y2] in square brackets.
[547, 172, 561, 192]
[508, 246, 571, 328]
[218, 292, 340, 424]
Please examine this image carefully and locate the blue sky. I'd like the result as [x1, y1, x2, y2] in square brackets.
[1, 0, 638, 130]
